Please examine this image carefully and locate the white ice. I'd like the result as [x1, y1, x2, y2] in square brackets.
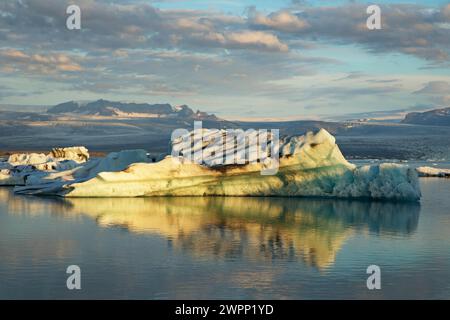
[416, 166, 450, 177]
[13, 129, 421, 201]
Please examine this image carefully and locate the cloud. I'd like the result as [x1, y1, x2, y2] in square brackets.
[249, 4, 450, 63]
[0, 0, 288, 53]
[334, 72, 367, 81]
[248, 9, 309, 32]
[2, 50, 29, 59]
[0, 49, 83, 74]
[174, 17, 213, 32]
[414, 81, 450, 106]
[442, 4, 450, 19]
[0, 0, 449, 116]
[224, 31, 288, 52]
[1, 1, 449, 61]
[414, 81, 450, 94]
[413, 81, 450, 106]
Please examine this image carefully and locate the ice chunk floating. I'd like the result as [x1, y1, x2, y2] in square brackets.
[14, 129, 421, 201]
[416, 166, 450, 178]
[0, 146, 90, 186]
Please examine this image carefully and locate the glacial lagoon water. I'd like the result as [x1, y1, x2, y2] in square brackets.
[0, 178, 449, 299]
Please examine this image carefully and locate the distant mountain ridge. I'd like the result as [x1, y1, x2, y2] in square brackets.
[402, 107, 450, 126]
[47, 99, 218, 120]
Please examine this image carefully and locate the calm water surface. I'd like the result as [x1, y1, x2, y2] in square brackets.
[0, 178, 449, 299]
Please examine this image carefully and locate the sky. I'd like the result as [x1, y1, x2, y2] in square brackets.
[0, 0, 449, 120]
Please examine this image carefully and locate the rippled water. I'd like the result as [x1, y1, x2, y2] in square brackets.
[1, 178, 450, 299]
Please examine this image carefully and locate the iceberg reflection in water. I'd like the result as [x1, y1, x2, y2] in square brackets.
[1, 186, 432, 299]
[72, 198, 420, 269]
[3, 188, 419, 270]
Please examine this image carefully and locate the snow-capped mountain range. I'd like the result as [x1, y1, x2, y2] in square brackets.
[47, 99, 218, 120]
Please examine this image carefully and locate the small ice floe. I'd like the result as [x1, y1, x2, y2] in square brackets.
[416, 166, 450, 178]
[14, 149, 149, 194]
[0, 147, 90, 186]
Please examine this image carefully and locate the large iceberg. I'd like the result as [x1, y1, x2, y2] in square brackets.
[13, 129, 421, 201]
